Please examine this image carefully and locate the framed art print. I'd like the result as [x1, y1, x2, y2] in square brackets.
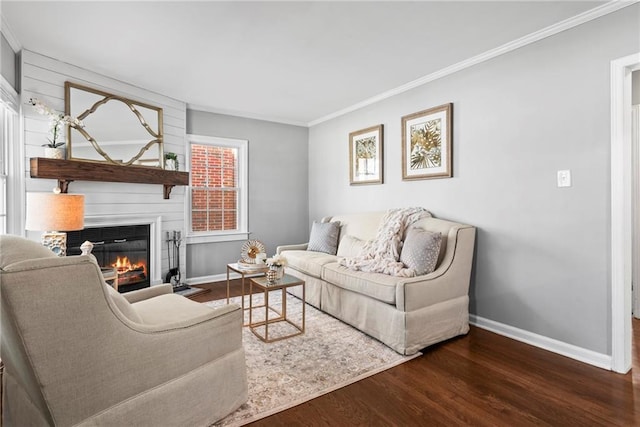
[349, 124, 383, 185]
[401, 103, 452, 180]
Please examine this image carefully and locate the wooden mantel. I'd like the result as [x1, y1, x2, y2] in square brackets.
[30, 158, 189, 199]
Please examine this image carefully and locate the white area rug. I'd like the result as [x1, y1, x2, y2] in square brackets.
[207, 293, 419, 426]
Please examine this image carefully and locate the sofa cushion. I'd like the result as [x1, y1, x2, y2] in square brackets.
[336, 235, 366, 258]
[281, 249, 337, 278]
[133, 293, 215, 325]
[307, 221, 340, 255]
[322, 263, 401, 305]
[400, 228, 442, 275]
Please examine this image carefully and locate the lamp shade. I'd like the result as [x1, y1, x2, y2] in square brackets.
[25, 193, 85, 231]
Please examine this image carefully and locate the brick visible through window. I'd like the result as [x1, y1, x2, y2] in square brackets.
[190, 144, 238, 232]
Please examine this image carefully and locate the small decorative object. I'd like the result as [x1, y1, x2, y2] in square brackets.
[265, 253, 287, 282]
[80, 240, 94, 255]
[165, 152, 179, 171]
[349, 124, 383, 185]
[266, 268, 278, 284]
[44, 146, 65, 159]
[28, 98, 83, 159]
[401, 103, 452, 180]
[240, 239, 266, 264]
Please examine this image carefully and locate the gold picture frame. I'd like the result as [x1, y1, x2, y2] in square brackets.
[349, 124, 383, 185]
[401, 103, 452, 180]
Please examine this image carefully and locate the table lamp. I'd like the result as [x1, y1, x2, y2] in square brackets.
[25, 190, 85, 256]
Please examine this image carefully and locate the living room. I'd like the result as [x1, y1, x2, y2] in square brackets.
[1, 1, 639, 425]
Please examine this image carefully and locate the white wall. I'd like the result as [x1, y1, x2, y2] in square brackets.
[633, 70, 640, 105]
[21, 50, 187, 282]
[308, 6, 639, 356]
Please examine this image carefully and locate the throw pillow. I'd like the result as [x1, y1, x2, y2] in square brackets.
[307, 221, 340, 255]
[400, 228, 442, 275]
[336, 235, 366, 257]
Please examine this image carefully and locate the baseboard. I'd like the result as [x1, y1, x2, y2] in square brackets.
[187, 269, 271, 286]
[185, 273, 229, 285]
[469, 314, 612, 371]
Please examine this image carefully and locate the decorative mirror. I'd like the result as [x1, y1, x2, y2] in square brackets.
[65, 82, 164, 167]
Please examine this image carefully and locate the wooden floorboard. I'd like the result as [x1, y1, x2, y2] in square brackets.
[193, 281, 639, 426]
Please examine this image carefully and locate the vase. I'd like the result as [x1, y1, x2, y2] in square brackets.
[165, 159, 178, 171]
[44, 147, 65, 159]
[266, 268, 278, 284]
[266, 265, 284, 284]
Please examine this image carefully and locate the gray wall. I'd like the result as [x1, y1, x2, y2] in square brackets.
[308, 5, 639, 355]
[186, 111, 309, 278]
[1, 33, 17, 90]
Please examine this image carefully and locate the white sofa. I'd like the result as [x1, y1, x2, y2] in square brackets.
[277, 211, 476, 355]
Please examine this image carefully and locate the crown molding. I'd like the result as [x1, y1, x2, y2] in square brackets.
[0, 14, 22, 53]
[187, 103, 308, 128]
[308, 0, 639, 127]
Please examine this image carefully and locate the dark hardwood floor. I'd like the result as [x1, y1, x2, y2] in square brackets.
[193, 281, 639, 426]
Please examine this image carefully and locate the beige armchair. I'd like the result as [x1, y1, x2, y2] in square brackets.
[0, 235, 247, 426]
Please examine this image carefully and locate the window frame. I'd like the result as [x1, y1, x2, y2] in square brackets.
[185, 134, 249, 244]
[0, 74, 21, 236]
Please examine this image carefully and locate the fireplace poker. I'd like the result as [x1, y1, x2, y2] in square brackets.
[165, 230, 188, 291]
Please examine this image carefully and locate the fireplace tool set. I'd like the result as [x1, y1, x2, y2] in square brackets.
[165, 230, 189, 292]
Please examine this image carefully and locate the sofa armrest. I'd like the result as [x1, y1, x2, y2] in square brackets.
[396, 227, 475, 312]
[277, 243, 308, 254]
[123, 284, 173, 303]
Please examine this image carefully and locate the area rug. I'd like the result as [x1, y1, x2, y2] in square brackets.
[206, 293, 419, 426]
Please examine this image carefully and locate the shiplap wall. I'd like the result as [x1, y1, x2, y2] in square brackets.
[21, 50, 187, 283]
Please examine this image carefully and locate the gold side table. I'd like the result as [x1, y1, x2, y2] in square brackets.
[248, 273, 305, 343]
[226, 263, 269, 325]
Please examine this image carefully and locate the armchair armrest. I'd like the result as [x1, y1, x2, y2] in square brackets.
[277, 243, 308, 254]
[123, 284, 173, 303]
[91, 302, 245, 418]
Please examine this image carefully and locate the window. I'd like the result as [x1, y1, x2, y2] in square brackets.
[0, 105, 7, 234]
[187, 135, 248, 243]
[0, 94, 18, 235]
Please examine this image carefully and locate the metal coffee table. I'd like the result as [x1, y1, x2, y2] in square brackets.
[226, 262, 269, 325]
[248, 273, 305, 343]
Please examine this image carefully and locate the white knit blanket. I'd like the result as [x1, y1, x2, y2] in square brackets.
[339, 207, 432, 277]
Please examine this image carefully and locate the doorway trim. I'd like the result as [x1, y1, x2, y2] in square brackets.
[611, 52, 640, 374]
[634, 105, 640, 319]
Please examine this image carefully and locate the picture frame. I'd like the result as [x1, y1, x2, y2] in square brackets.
[401, 103, 452, 180]
[349, 124, 384, 185]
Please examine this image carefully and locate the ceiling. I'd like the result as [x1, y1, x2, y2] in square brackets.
[2, 1, 609, 126]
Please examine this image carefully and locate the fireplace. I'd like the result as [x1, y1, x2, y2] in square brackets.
[67, 225, 151, 293]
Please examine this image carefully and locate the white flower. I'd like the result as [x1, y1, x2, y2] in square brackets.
[266, 254, 287, 267]
[28, 98, 84, 148]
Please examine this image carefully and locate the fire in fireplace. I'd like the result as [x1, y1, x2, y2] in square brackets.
[112, 256, 147, 286]
[67, 225, 151, 293]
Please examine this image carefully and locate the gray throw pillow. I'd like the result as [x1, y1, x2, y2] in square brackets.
[400, 228, 442, 275]
[307, 221, 340, 255]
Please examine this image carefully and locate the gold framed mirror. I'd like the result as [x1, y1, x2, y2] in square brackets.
[65, 82, 164, 167]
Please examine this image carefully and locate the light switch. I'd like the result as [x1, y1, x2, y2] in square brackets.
[557, 170, 571, 187]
